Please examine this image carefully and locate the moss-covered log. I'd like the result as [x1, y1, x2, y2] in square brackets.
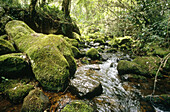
[5, 20, 76, 91]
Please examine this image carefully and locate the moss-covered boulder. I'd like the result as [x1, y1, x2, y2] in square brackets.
[61, 100, 94, 112]
[71, 46, 81, 59]
[86, 48, 100, 60]
[5, 20, 76, 91]
[0, 78, 34, 104]
[118, 56, 161, 77]
[21, 89, 49, 112]
[64, 37, 79, 47]
[108, 36, 133, 50]
[0, 39, 15, 55]
[6, 83, 34, 104]
[0, 53, 29, 78]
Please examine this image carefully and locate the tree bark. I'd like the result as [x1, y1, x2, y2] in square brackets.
[29, 0, 38, 18]
[62, 0, 71, 19]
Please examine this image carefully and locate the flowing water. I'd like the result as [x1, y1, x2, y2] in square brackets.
[75, 52, 141, 112]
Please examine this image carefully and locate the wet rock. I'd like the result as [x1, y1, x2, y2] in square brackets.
[86, 48, 100, 60]
[100, 53, 113, 61]
[0, 53, 30, 78]
[5, 20, 77, 91]
[70, 75, 102, 98]
[61, 100, 94, 112]
[0, 39, 15, 55]
[21, 89, 49, 112]
[89, 65, 100, 70]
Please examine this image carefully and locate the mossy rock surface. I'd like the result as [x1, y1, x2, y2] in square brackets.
[0, 78, 34, 104]
[0, 39, 15, 55]
[6, 84, 34, 104]
[108, 36, 133, 50]
[71, 46, 81, 59]
[86, 48, 100, 60]
[61, 100, 94, 112]
[64, 37, 79, 47]
[5, 20, 76, 91]
[0, 53, 29, 78]
[21, 89, 49, 112]
[118, 56, 161, 77]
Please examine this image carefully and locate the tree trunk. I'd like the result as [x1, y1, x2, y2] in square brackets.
[62, 0, 71, 19]
[29, 0, 38, 18]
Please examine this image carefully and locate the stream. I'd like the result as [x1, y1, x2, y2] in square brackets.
[76, 51, 141, 112]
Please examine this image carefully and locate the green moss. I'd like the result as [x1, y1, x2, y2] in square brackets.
[0, 53, 29, 78]
[0, 39, 15, 55]
[21, 89, 49, 112]
[6, 84, 34, 104]
[117, 60, 141, 75]
[71, 46, 81, 59]
[5, 21, 77, 91]
[61, 100, 94, 112]
[108, 36, 133, 50]
[94, 38, 105, 45]
[118, 56, 161, 77]
[133, 56, 160, 76]
[86, 48, 100, 60]
[5, 20, 35, 38]
[0, 78, 34, 103]
[153, 48, 169, 58]
[0, 34, 8, 40]
[64, 37, 79, 47]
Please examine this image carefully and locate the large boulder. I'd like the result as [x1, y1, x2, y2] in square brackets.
[61, 100, 94, 112]
[117, 56, 161, 77]
[0, 53, 29, 78]
[0, 39, 15, 55]
[86, 48, 100, 60]
[70, 74, 102, 98]
[5, 20, 76, 91]
[21, 89, 49, 112]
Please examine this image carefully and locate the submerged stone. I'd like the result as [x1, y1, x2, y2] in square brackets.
[70, 74, 102, 98]
[21, 89, 49, 112]
[0, 53, 29, 78]
[0, 39, 15, 55]
[5, 20, 76, 91]
[61, 100, 94, 112]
